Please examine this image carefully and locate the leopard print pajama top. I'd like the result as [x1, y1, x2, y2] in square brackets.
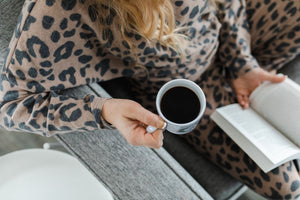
[0, 0, 291, 136]
[2, 0, 300, 198]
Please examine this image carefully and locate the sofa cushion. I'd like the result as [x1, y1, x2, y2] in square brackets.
[163, 132, 245, 200]
[0, 0, 25, 70]
[1, 1, 299, 200]
[278, 55, 300, 84]
[99, 77, 246, 200]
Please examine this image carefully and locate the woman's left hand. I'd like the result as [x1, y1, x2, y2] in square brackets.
[231, 68, 285, 109]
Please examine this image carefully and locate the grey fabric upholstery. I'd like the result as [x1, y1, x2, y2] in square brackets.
[0, 0, 25, 70]
[99, 77, 248, 200]
[278, 55, 300, 84]
[98, 48, 300, 200]
[163, 132, 245, 200]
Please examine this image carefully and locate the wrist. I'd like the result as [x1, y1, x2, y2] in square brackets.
[101, 98, 114, 124]
[101, 98, 117, 129]
[101, 115, 116, 129]
[227, 56, 259, 79]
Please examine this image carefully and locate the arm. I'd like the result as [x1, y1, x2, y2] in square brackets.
[0, 0, 164, 148]
[0, 0, 113, 136]
[217, 0, 285, 108]
[217, 0, 259, 79]
[0, 78, 164, 148]
[0, 77, 109, 136]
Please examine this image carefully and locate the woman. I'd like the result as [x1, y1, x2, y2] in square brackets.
[0, 0, 299, 198]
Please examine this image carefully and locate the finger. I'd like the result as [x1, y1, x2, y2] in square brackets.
[143, 130, 164, 149]
[237, 94, 245, 108]
[270, 69, 277, 75]
[124, 125, 148, 146]
[237, 94, 249, 109]
[261, 71, 286, 83]
[128, 103, 165, 129]
[243, 96, 249, 109]
[123, 122, 163, 148]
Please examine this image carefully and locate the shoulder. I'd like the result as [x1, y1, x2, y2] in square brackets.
[2, 0, 113, 93]
[4, 0, 103, 72]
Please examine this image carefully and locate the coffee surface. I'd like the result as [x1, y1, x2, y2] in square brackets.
[160, 86, 200, 124]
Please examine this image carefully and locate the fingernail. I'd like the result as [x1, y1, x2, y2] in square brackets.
[158, 118, 165, 129]
[277, 74, 287, 79]
[162, 122, 167, 130]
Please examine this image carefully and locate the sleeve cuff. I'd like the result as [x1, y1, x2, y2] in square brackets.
[101, 115, 116, 129]
[227, 55, 259, 79]
[88, 95, 116, 129]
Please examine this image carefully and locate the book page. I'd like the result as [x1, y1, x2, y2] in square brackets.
[213, 104, 300, 171]
[249, 78, 300, 145]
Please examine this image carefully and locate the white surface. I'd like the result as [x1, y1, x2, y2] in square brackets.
[0, 149, 114, 200]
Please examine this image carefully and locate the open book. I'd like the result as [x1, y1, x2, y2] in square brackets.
[211, 77, 300, 173]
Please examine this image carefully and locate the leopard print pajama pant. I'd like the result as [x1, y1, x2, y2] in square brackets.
[183, 0, 300, 199]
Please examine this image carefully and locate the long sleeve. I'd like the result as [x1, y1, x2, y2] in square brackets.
[0, 0, 130, 136]
[217, 0, 259, 79]
[0, 76, 109, 136]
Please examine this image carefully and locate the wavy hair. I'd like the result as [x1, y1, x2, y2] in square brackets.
[95, 0, 218, 54]
[95, 0, 222, 53]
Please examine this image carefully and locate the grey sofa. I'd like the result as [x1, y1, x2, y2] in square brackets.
[98, 54, 300, 200]
[1, 0, 299, 199]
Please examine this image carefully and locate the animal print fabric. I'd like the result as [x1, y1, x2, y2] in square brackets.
[0, 0, 299, 198]
[182, 0, 300, 199]
[0, 0, 221, 135]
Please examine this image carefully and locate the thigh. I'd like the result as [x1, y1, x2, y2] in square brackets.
[184, 64, 300, 199]
[246, 0, 300, 71]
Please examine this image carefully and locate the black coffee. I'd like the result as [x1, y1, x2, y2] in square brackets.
[160, 86, 200, 124]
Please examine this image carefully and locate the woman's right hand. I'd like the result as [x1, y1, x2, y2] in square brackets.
[101, 99, 165, 149]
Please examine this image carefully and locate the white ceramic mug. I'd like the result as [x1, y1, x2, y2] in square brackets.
[146, 79, 206, 134]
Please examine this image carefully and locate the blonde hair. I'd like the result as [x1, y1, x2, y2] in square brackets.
[95, 0, 220, 55]
[2, 0, 219, 74]
[95, 0, 188, 54]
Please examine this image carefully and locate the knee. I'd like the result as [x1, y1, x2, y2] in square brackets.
[252, 165, 300, 199]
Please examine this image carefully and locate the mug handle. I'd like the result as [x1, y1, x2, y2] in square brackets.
[146, 123, 167, 133]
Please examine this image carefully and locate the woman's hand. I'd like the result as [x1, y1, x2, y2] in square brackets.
[102, 99, 165, 149]
[231, 68, 285, 109]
